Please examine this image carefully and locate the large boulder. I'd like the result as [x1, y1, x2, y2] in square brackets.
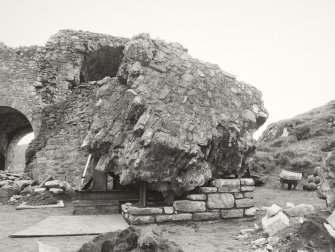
[85, 34, 268, 195]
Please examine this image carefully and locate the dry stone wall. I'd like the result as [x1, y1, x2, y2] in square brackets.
[121, 178, 256, 224]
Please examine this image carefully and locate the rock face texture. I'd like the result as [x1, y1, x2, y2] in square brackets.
[85, 33, 268, 195]
[250, 100, 335, 180]
[0, 30, 268, 194]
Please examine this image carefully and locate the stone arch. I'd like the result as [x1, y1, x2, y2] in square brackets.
[0, 106, 34, 172]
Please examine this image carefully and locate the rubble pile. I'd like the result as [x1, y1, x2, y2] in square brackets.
[233, 203, 325, 252]
[77, 225, 183, 252]
[0, 171, 75, 205]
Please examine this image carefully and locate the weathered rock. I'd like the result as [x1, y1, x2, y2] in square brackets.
[198, 187, 217, 193]
[192, 211, 220, 221]
[155, 213, 192, 223]
[207, 193, 235, 209]
[252, 237, 267, 246]
[127, 215, 155, 225]
[49, 188, 64, 194]
[262, 212, 289, 236]
[241, 178, 255, 186]
[264, 203, 282, 217]
[235, 198, 254, 208]
[44, 180, 61, 188]
[83, 33, 268, 196]
[221, 209, 244, 218]
[326, 211, 335, 229]
[243, 192, 254, 198]
[13, 180, 34, 190]
[284, 204, 316, 217]
[234, 192, 244, 199]
[186, 194, 206, 201]
[245, 207, 257, 216]
[128, 206, 163, 215]
[163, 206, 174, 214]
[173, 200, 206, 212]
[267, 236, 280, 246]
[240, 185, 255, 192]
[34, 188, 46, 193]
[211, 179, 240, 192]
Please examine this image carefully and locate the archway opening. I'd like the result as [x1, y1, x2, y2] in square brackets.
[0, 153, 5, 171]
[0, 106, 33, 173]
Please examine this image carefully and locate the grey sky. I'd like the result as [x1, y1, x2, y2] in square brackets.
[1, 0, 335, 141]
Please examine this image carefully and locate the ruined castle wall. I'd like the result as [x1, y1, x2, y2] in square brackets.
[28, 84, 97, 183]
[0, 44, 43, 131]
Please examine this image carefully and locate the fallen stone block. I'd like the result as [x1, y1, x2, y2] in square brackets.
[211, 179, 240, 192]
[326, 211, 335, 229]
[207, 193, 235, 209]
[13, 180, 34, 190]
[240, 228, 255, 235]
[235, 198, 254, 208]
[245, 207, 257, 216]
[265, 203, 282, 217]
[128, 206, 163, 215]
[284, 204, 316, 217]
[186, 194, 206, 201]
[173, 200, 206, 212]
[49, 188, 64, 194]
[252, 237, 267, 246]
[262, 211, 289, 236]
[34, 188, 47, 193]
[221, 209, 244, 218]
[324, 223, 335, 240]
[192, 211, 220, 221]
[44, 180, 61, 188]
[267, 236, 280, 246]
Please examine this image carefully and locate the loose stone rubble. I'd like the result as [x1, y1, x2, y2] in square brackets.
[232, 202, 323, 252]
[121, 178, 255, 224]
[0, 170, 75, 204]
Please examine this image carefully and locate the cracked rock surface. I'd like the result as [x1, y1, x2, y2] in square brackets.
[85, 33, 268, 195]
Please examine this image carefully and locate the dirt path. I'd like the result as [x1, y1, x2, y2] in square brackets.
[0, 187, 326, 252]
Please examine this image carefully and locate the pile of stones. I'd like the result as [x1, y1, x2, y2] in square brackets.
[235, 203, 317, 252]
[0, 171, 75, 204]
[302, 167, 321, 191]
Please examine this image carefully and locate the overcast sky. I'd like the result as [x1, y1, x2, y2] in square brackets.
[1, 0, 335, 142]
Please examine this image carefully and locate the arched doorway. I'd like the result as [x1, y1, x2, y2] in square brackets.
[0, 153, 5, 171]
[0, 106, 34, 173]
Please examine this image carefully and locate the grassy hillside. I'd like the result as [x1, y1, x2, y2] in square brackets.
[250, 100, 335, 181]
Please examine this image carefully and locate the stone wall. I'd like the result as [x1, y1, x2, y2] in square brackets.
[121, 178, 255, 224]
[27, 83, 97, 183]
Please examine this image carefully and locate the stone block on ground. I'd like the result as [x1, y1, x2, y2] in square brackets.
[235, 198, 254, 208]
[284, 204, 316, 217]
[128, 206, 163, 215]
[49, 188, 64, 194]
[267, 236, 280, 246]
[127, 215, 155, 225]
[207, 193, 235, 209]
[192, 211, 220, 221]
[265, 204, 282, 217]
[186, 194, 206, 201]
[34, 188, 47, 193]
[262, 212, 289, 236]
[13, 180, 34, 190]
[245, 207, 257, 216]
[327, 211, 335, 229]
[221, 209, 244, 218]
[211, 179, 240, 192]
[44, 180, 61, 188]
[173, 200, 206, 212]
[39, 176, 54, 187]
